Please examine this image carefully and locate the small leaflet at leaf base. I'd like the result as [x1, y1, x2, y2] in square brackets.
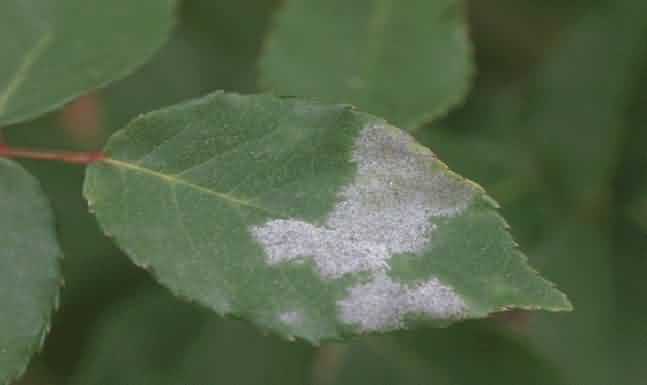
[84, 92, 571, 344]
[0, 159, 62, 385]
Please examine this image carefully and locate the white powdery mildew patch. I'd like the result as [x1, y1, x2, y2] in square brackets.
[279, 311, 303, 326]
[251, 123, 474, 331]
[251, 219, 390, 278]
[338, 272, 467, 331]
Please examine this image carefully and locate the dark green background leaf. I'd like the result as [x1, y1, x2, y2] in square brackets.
[70, 283, 315, 385]
[522, 0, 647, 212]
[261, 0, 473, 129]
[71, 282, 566, 385]
[0, 0, 175, 126]
[0, 160, 61, 385]
[330, 324, 566, 385]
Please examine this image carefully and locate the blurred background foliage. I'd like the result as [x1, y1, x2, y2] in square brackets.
[4, 0, 647, 384]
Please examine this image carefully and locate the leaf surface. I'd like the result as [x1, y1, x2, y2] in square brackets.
[261, 0, 473, 129]
[84, 92, 570, 343]
[0, 159, 61, 385]
[0, 0, 175, 126]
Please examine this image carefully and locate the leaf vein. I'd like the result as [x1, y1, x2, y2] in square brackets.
[135, 127, 191, 165]
[105, 158, 283, 217]
[174, 122, 283, 178]
[170, 184, 201, 266]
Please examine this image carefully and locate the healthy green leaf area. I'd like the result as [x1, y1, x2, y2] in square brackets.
[261, 0, 473, 129]
[84, 92, 570, 343]
[0, 0, 175, 126]
[0, 160, 61, 385]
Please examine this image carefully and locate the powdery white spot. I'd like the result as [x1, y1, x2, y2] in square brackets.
[337, 272, 467, 331]
[279, 311, 303, 325]
[251, 123, 474, 331]
[252, 220, 390, 279]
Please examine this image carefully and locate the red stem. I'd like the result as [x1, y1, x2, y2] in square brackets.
[0, 143, 105, 165]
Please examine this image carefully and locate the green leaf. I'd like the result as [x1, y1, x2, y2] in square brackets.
[526, 222, 616, 385]
[71, 284, 314, 385]
[84, 92, 570, 343]
[0, 0, 175, 127]
[0, 159, 61, 385]
[329, 324, 567, 385]
[260, 0, 473, 129]
[522, 0, 647, 210]
[103, 0, 277, 130]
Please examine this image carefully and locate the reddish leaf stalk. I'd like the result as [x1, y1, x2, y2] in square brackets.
[0, 143, 105, 165]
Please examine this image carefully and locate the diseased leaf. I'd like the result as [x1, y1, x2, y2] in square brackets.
[261, 0, 473, 129]
[84, 92, 570, 343]
[0, 159, 61, 385]
[0, 0, 175, 126]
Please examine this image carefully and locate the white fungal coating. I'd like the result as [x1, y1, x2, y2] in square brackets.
[338, 272, 467, 331]
[252, 219, 390, 279]
[251, 123, 473, 331]
[279, 311, 303, 325]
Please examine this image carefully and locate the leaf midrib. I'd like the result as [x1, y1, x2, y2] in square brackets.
[103, 158, 283, 217]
